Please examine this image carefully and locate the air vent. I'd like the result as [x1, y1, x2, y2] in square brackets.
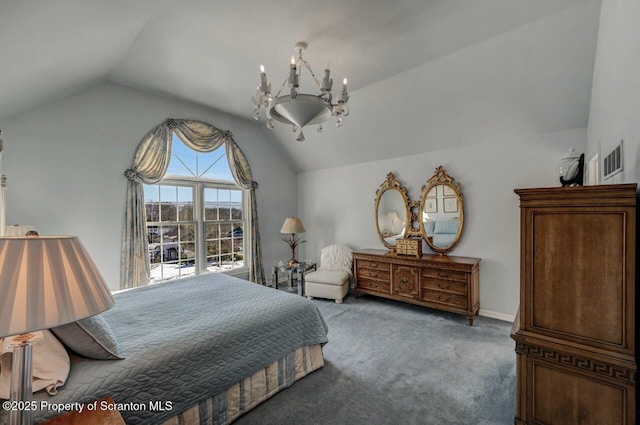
[603, 140, 623, 180]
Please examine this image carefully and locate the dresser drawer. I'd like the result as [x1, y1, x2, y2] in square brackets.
[421, 277, 467, 295]
[422, 268, 468, 283]
[357, 259, 390, 271]
[357, 279, 390, 294]
[421, 289, 467, 308]
[356, 267, 390, 281]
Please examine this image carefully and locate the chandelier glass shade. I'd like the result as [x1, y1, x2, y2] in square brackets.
[252, 42, 349, 142]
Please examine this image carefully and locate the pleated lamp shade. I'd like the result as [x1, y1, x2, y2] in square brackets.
[0, 236, 114, 338]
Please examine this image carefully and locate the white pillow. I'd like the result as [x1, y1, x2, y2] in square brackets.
[0, 330, 70, 399]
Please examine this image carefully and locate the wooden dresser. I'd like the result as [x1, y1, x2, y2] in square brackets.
[512, 184, 637, 425]
[353, 249, 480, 325]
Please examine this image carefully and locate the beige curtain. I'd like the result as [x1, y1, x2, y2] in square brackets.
[121, 119, 265, 289]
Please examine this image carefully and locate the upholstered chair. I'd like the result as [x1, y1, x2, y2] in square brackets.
[305, 245, 353, 303]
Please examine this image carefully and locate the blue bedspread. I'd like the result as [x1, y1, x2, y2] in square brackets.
[2, 273, 328, 424]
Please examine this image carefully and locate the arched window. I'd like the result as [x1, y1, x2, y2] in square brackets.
[121, 119, 264, 289]
[143, 135, 245, 283]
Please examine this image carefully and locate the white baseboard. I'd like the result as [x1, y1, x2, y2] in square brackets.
[479, 309, 515, 323]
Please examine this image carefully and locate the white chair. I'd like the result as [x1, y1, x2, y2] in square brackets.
[305, 245, 353, 303]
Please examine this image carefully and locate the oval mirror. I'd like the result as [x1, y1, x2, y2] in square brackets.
[419, 166, 464, 255]
[375, 172, 411, 250]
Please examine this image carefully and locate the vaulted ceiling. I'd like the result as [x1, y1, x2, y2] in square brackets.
[0, 0, 601, 171]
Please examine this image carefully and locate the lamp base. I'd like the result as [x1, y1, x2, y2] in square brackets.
[288, 258, 298, 267]
[7, 331, 43, 425]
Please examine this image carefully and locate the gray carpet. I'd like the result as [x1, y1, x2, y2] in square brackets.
[235, 294, 516, 425]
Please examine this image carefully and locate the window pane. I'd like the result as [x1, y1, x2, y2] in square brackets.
[204, 188, 218, 221]
[218, 189, 231, 203]
[230, 190, 242, 203]
[159, 185, 177, 202]
[206, 239, 219, 257]
[230, 190, 243, 219]
[231, 205, 243, 220]
[180, 242, 196, 263]
[159, 186, 177, 222]
[179, 224, 195, 243]
[146, 204, 160, 223]
[205, 223, 219, 240]
[166, 134, 197, 177]
[147, 225, 160, 244]
[178, 187, 193, 221]
[218, 206, 231, 221]
[144, 185, 160, 222]
[200, 149, 233, 181]
[144, 185, 160, 202]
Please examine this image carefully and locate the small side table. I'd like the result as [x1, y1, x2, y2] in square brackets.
[272, 262, 316, 296]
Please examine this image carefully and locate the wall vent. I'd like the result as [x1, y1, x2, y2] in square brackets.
[603, 140, 623, 180]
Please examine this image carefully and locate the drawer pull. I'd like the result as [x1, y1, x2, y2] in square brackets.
[401, 277, 409, 284]
[437, 282, 451, 290]
[369, 262, 379, 268]
[436, 294, 452, 303]
[370, 272, 379, 278]
[368, 281, 378, 288]
[437, 271, 449, 278]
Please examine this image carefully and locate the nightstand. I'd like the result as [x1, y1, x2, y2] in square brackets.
[272, 262, 316, 296]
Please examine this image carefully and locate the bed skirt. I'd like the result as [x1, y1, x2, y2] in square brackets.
[160, 344, 324, 425]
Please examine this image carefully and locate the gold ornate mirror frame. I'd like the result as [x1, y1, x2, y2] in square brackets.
[374, 172, 411, 251]
[419, 166, 464, 255]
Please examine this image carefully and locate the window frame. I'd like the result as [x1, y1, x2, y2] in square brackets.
[145, 176, 249, 283]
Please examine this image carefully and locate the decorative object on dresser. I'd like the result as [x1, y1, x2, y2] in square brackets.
[555, 147, 584, 186]
[374, 172, 411, 251]
[512, 184, 637, 425]
[0, 235, 114, 425]
[353, 249, 480, 325]
[419, 165, 464, 255]
[280, 217, 306, 266]
[395, 237, 422, 257]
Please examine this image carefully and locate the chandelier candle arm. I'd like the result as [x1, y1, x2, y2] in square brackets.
[288, 57, 298, 87]
[259, 65, 270, 94]
[321, 69, 333, 92]
[337, 78, 348, 103]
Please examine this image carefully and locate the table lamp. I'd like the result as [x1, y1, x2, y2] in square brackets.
[280, 217, 306, 266]
[0, 235, 114, 425]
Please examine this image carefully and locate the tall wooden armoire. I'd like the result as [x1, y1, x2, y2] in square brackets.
[512, 184, 637, 425]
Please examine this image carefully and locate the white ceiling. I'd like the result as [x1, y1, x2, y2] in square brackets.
[0, 0, 601, 171]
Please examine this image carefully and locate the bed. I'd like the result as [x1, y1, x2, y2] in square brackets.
[0, 273, 329, 424]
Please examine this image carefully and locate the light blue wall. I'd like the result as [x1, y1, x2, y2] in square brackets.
[0, 82, 297, 290]
[587, 0, 640, 184]
[298, 129, 587, 319]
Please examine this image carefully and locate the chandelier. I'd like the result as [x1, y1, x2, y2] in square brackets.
[252, 42, 350, 142]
